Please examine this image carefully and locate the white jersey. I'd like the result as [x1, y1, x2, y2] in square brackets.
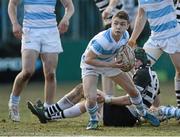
[23, 0, 57, 28]
[139, 0, 180, 40]
[80, 28, 129, 69]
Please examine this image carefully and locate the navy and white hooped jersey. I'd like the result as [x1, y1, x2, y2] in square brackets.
[175, 0, 180, 23]
[23, 0, 57, 28]
[80, 28, 129, 69]
[127, 67, 160, 118]
[139, 0, 180, 40]
[94, 0, 123, 20]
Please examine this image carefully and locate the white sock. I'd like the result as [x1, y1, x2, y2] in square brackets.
[63, 104, 82, 118]
[130, 92, 146, 116]
[9, 93, 20, 106]
[44, 102, 51, 108]
[57, 96, 74, 110]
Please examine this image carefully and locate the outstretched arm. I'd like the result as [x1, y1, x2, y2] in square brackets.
[128, 7, 147, 48]
[58, 0, 75, 33]
[97, 94, 131, 106]
[102, 0, 120, 20]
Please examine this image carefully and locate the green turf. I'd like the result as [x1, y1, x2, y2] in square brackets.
[0, 81, 180, 136]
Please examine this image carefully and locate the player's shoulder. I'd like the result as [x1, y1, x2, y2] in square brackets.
[122, 30, 130, 41]
[92, 29, 113, 44]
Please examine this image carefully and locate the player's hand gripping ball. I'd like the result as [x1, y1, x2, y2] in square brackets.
[115, 44, 135, 72]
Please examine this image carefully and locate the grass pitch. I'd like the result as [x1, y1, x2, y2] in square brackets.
[0, 81, 180, 136]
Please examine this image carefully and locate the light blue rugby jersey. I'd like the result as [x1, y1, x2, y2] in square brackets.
[139, 0, 180, 40]
[23, 0, 57, 28]
[80, 28, 129, 69]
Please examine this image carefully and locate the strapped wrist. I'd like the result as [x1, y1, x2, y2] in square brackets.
[105, 95, 112, 103]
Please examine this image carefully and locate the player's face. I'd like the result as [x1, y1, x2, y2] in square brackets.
[135, 59, 143, 69]
[111, 17, 129, 37]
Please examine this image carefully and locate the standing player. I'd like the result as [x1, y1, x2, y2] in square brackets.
[80, 11, 159, 130]
[128, 0, 180, 108]
[8, 0, 74, 122]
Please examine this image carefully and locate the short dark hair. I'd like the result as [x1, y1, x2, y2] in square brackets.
[134, 47, 148, 65]
[113, 11, 129, 23]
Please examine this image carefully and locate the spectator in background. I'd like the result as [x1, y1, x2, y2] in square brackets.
[128, 0, 180, 109]
[8, 0, 74, 122]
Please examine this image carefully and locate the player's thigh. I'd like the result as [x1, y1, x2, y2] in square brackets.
[170, 52, 180, 73]
[82, 75, 98, 99]
[143, 46, 163, 65]
[21, 49, 39, 72]
[40, 53, 58, 73]
[109, 72, 136, 94]
[42, 28, 63, 53]
[101, 76, 115, 95]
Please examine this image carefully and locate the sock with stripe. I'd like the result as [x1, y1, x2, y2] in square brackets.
[48, 103, 82, 120]
[130, 92, 146, 116]
[85, 102, 98, 121]
[44, 96, 75, 119]
[160, 106, 180, 119]
[9, 93, 20, 106]
[175, 78, 180, 108]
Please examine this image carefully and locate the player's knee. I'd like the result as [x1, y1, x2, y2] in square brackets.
[45, 72, 55, 82]
[22, 70, 34, 80]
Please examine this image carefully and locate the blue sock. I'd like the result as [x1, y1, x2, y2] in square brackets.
[86, 103, 98, 121]
[160, 106, 180, 119]
[130, 93, 146, 116]
[9, 93, 20, 105]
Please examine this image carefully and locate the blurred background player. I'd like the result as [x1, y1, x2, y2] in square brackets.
[128, 0, 180, 109]
[27, 48, 180, 127]
[8, 0, 74, 122]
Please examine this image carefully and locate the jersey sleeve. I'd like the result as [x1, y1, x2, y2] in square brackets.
[89, 39, 104, 55]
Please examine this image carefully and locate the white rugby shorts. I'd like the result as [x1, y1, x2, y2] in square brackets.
[21, 27, 63, 53]
[143, 33, 180, 64]
[81, 67, 122, 79]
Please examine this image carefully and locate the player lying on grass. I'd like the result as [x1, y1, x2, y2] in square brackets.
[28, 48, 180, 126]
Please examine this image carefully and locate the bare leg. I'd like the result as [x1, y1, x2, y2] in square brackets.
[41, 53, 58, 106]
[101, 76, 115, 96]
[9, 50, 39, 122]
[170, 52, 180, 108]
